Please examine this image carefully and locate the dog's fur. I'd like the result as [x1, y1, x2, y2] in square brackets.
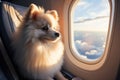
[13, 4, 67, 80]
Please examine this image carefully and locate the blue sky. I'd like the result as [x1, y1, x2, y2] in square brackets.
[73, 0, 110, 31]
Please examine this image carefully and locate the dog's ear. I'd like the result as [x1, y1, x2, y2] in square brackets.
[28, 4, 39, 20]
[25, 4, 40, 20]
[38, 6, 45, 13]
[46, 10, 59, 21]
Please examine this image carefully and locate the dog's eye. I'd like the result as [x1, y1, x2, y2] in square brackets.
[42, 25, 49, 31]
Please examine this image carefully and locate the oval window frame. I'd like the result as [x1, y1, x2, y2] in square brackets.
[64, 0, 115, 70]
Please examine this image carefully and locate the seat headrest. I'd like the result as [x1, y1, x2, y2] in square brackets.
[0, 1, 28, 56]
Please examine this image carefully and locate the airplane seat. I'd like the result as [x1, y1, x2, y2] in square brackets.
[0, 1, 27, 57]
[0, 1, 29, 79]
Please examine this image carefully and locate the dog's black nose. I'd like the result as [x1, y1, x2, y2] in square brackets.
[55, 32, 59, 37]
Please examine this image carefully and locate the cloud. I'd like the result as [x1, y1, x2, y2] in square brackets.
[102, 42, 106, 48]
[73, 17, 109, 32]
[76, 0, 90, 10]
[77, 0, 88, 6]
[87, 2, 110, 18]
[75, 40, 82, 44]
[97, 8, 110, 17]
[75, 40, 95, 51]
[74, 0, 110, 25]
[89, 12, 97, 17]
[74, 39, 105, 59]
[79, 54, 88, 60]
[75, 40, 105, 57]
[85, 50, 98, 55]
[74, 16, 109, 23]
[75, 17, 86, 23]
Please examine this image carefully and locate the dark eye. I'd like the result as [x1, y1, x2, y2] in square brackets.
[42, 25, 49, 31]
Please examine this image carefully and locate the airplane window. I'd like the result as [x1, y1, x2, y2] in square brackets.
[71, 0, 110, 62]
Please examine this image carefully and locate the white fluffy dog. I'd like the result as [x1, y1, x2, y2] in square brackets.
[13, 4, 67, 80]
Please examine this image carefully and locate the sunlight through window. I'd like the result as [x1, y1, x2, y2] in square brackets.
[71, 0, 110, 61]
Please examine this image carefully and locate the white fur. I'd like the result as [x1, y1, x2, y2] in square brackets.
[14, 39, 64, 79]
